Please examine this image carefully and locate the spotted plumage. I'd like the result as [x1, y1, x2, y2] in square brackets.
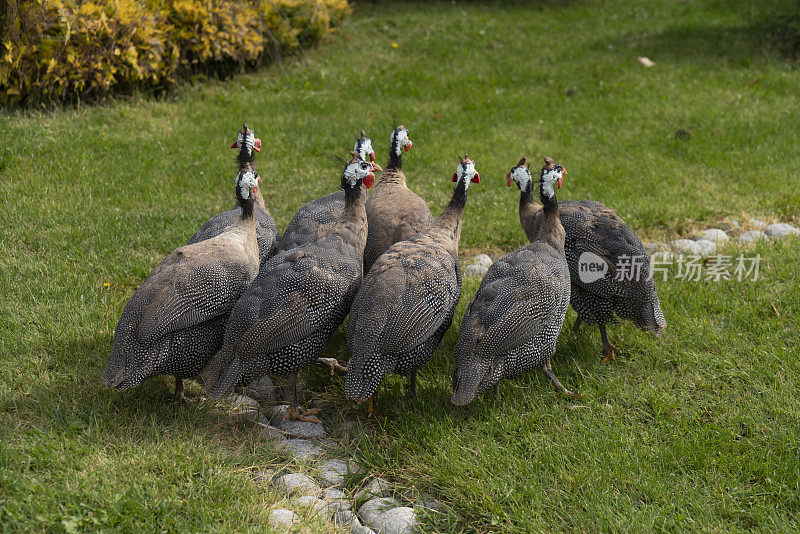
[507, 157, 666, 360]
[346, 155, 479, 404]
[188, 124, 279, 263]
[452, 157, 572, 406]
[363, 125, 433, 273]
[277, 131, 375, 252]
[103, 166, 262, 399]
[204, 157, 380, 414]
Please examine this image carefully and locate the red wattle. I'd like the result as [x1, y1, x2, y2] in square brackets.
[254, 138, 262, 152]
[507, 178, 513, 187]
[369, 151, 376, 162]
[471, 173, 480, 183]
[364, 173, 375, 189]
[230, 141, 238, 149]
[404, 141, 413, 152]
[452, 172, 458, 182]
[557, 177, 563, 189]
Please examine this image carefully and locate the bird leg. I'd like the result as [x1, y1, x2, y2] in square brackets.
[367, 395, 375, 417]
[408, 369, 417, 397]
[542, 362, 579, 397]
[572, 316, 583, 334]
[599, 324, 619, 363]
[284, 373, 320, 423]
[172, 377, 200, 404]
[316, 357, 348, 376]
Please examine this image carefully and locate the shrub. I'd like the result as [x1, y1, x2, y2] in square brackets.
[0, 0, 351, 106]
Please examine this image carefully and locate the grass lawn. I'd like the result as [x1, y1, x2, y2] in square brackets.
[2, 0, 800, 531]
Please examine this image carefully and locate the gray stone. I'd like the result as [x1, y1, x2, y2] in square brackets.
[225, 394, 260, 422]
[749, 218, 767, 229]
[333, 509, 359, 527]
[276, 438, 324, 461]
[472, 253, 493, 269]
[358, 497, 399, 527]
[267, 508, 298, 527]
[695, 229, 728, 243]
[351, 524, 377, 534]
[255, 420, 286, 441]
[642, 242, 668, 255]
[693, 239, 717, 256]
[295, 495, 329, 516]
[730, 219, 740, 228]
[241, 375, 276, 403]
[669, 239, 701, 254]
[764, 223, 800, 239]
[273, 472, 321, 497]
[464, 264, 488, 278]
[274, 418, 327, 440]
[262, 404, 289, 425]
[373, 506, 418, 534]
[323, 487, 352, 511]
[317, 458, 359, 487]
[355, 478, 392, 503]
[738, 230, 768, 244]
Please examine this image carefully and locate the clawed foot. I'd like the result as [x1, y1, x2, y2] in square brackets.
[317, 357, 348, 376]
[602, 343, 619, 363]
[285, 406, 321, 424]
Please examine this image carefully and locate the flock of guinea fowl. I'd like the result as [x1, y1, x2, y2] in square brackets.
[103, 123, 666, 419]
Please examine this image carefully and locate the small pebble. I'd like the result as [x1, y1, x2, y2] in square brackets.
[255, 420, 286, 440]
[472, 253, 493, 268]
[323, 488, 352, 511]
[275, 418, 327, 440]
[355, 478, 392, 503]
[317, 458, 357, 487]
[669, 239, 700, 255]
[749, 218, 767, 229]
[694, 239, 717, 256]
[764, 223, 799, 239]
[357, 497, 399, 526]
[351, 524, 377, 534]
[333, 509, 359, 527]
[276, 438, 324, 461]
[643, 242, 668, 255]
[241, 375, 276, 403]
[295, 495, 329, 516]
[373, 507, 418, 534]
[738, 230, 768, 244]
[273, 472, 321, 497]
[267, 508, 298, 527]
[464, 264, 488, 278]
[225, 394, 260, 422]
[695, 229, 728, 243]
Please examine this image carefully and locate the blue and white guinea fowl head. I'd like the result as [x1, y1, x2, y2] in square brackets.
[506, 157, 532, 191]
[354, 130, 375, 162]
[390, 126, 413, 156]
[236, 166, 260, 199]
[230, 124, 262, 157]
[343, 153, 381, 189]
[539, 156, 566, 199]
[452, 154, 480, 187]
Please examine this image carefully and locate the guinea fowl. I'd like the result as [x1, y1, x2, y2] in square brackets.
[103, 165, 262, 400]
[452, 157, 573, 406]
[507, 157, 666, 361]
[277, 130, 375, 251]
[363, 125, 433, 273]
[188, 124, 279, 263]
[346, 155, 480, 413]
[204, 154, 381, 421]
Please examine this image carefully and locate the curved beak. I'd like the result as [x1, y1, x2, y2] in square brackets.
[370, 162, 383, 173]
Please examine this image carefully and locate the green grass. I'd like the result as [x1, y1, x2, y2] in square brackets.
[2, 0, 800, 531]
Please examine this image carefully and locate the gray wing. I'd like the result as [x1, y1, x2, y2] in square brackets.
[190, 207, 279, 260]
[278, 190, 345, 251]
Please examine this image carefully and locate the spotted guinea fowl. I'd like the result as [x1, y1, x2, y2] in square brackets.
[452, 157, 573, 406]
[346, 155, 480, 413]
[363, 125, 433, 273]
[277, 130, 375, 251]
[507, 157, 666, 361]
[204, 155, 381, 421]
[103, 166, 262, 400]
[188, 124, 279, 263]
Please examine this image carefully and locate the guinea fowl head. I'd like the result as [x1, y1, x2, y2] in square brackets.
[230, 123, 262, 168]
[234, 163, 260, 217]
[539, 156, 566, 201]
[387, 125, 412, 169]
[354, 129, 375, 162]
[342, 152, 382, 191]
[506, 157, 532, 191]
[452, 154, 480, 186]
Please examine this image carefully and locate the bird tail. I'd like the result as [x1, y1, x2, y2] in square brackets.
[203, 345, 241, 398]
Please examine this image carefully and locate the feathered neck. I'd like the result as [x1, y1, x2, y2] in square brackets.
[535, 178, 564, 252]
[434, 178, 468, 243]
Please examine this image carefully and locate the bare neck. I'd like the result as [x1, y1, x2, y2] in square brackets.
[537, 184, 565, 253]
[333, 185, 368, 250]
[433, 179, 468, 247]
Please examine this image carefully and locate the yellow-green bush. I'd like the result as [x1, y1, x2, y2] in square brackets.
[0, 0, 351, 106]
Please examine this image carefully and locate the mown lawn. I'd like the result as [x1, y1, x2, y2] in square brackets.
[2, 0, 799, 531]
